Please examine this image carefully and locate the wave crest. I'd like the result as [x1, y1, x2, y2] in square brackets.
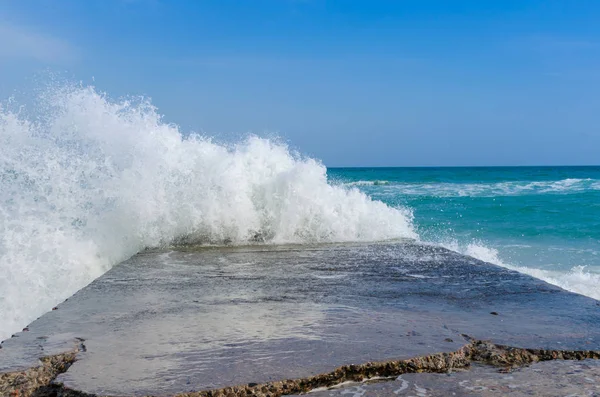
[0, 84, 415, 340]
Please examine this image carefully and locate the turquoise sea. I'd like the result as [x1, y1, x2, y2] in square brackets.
[330, 166, 600, 300]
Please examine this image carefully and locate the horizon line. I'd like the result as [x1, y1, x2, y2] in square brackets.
[326, 164, 600, 169]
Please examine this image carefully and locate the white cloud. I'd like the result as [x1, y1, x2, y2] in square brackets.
[0, 22, 76, 63]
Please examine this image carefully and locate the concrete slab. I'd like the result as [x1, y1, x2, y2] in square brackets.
[1, 242, 599, 396]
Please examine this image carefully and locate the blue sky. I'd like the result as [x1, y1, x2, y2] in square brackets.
[0, 0, 599, 166]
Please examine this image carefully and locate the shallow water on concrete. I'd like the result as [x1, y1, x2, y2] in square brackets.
[1, 242, 599, 396]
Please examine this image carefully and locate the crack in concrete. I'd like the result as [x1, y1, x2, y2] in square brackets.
[2, 338, 600, 397]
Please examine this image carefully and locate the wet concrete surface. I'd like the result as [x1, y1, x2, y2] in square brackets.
[1, 242, 599, 396]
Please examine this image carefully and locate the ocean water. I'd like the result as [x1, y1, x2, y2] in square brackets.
[330, 167, 600, 301]
[0, 83, 598, 341]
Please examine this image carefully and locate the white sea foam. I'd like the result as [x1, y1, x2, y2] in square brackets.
[346, 179, 600, 197]
[443, 242, 600, 301]
[0, 84, 415, 341]
[343, 180, 390, 186]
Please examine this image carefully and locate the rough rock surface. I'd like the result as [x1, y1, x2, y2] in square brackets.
[304, 360, 600, 397]
[0, 349, 78, 397]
